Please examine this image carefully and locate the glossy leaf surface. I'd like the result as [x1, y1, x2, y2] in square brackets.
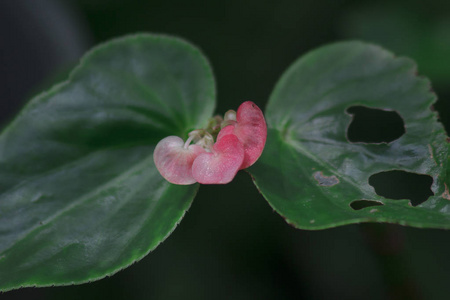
[0, 34, 215, 290]
[250, 41, 450, 229]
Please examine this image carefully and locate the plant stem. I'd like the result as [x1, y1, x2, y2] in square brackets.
[359, 223, 422, 300]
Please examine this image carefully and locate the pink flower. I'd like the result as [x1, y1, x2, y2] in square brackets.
[153, 136, 206, 185]
[153, 101, 267, 185]
[217, 101, 267, 169]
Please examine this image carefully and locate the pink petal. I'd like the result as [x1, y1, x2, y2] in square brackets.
[217, 101, 267, 169]
[192, 134, 244, 184]
[218, 124, 235, 137]
[153, 136, 206, 185]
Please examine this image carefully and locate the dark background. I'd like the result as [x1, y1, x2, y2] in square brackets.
[1, 0, 450, 299]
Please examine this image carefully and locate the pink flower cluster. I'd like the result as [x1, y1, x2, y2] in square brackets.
[153, 101, 267, 185]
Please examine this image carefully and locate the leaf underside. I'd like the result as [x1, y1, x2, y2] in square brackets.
[0, 34, 215, 291]
[249, 41, 450, 230]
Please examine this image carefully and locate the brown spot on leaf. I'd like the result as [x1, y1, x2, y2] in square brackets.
[442, 184, 450, 200]
[313, 171, 339, 186]
[428, 144, 434, 160]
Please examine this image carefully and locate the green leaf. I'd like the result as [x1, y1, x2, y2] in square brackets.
[249, 41, 450, 229]
[0, 34, 215, 290]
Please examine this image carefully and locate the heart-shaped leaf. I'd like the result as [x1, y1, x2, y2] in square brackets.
[0, 34, 215, 290]
[249, 41, 450, 229]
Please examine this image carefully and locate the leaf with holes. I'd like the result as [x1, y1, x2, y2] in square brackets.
[0, 34, 215, 291]
[249, 41, 450, 229]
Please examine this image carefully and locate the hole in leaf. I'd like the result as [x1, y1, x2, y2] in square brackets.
[368, 170, 434, 206]
[434, 90, 450, 134]
[350, 200, 384, 210]
[346, 106, 405, 143]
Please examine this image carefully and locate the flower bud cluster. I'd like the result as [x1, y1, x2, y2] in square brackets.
[153, 101, 267, 184]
